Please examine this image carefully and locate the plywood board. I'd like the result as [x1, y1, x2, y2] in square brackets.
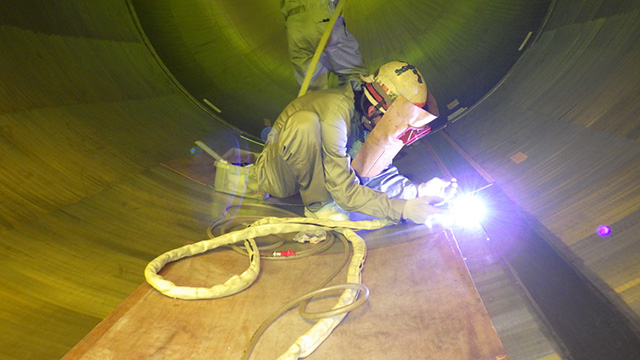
[63, 229, 506, 360]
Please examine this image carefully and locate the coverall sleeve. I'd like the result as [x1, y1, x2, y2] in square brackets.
[320, 110, 406, 221]
[358, 165, 419, 200]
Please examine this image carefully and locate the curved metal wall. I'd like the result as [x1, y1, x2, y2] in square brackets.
[1, 0, 639, 359]
[132, 0, 551, 137]
[446, 0, 640, 329]
[0, 1, 247, 359]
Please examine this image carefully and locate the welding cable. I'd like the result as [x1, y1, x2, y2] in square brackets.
[206, 203, 294, 251]
[241, 232, 353, 360]
[210, 210, 356, 355]
[230, 229, 335, 261]
[145, 217, 393, 358]
[297, 283, 369, 320]
[278, 226, 373, 360]
[145, 217, 388, 299]
[212, 203, 335, 260]
[207, 205, 337, 260]
[290, 232, 365, 321]
[207, 216, 287, 253]
[207, 202, 302, 236]
[242, 283, 368, 360]
[247, 218, 376, 359]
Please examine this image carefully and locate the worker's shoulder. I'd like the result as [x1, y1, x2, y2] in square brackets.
[304, 86, 354, 107]
[314, 89, 354, 119]
[283, 86, 354, 123]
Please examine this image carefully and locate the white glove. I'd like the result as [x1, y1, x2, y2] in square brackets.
[402, 196, 449, 225]
[417, 177, 457, 200]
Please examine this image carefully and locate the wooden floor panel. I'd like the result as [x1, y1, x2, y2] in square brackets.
[63, 227, 506, 360]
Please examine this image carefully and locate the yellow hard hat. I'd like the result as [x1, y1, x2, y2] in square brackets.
[361, 61, 428, 113]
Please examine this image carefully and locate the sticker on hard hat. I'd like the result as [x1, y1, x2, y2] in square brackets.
[394, 64, 424, 84]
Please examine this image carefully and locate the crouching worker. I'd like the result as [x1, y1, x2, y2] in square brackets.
[254, 61, 454, 225]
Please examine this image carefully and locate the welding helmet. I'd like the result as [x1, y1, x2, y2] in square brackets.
[361, 61, 428, 116]
[353, 62, 439, 178]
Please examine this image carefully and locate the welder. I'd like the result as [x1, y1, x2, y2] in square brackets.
[254, 61, 454, 224]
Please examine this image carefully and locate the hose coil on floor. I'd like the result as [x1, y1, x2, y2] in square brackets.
[145, 214, 393, 359]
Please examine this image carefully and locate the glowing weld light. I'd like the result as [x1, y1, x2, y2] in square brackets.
[450, 194, 487, 227]
[597, 225, 611, 237]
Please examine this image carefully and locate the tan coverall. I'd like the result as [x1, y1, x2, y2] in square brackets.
[281, 0, 367, 91]
[255, 83, 418, 222]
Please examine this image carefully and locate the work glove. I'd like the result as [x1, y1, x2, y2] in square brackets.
[417, 177, 457, 200]
[402, 195, 449, 225]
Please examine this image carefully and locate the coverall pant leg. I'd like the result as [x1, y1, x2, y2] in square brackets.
[255, 111, 333, 211]
[286, 13, 365, 91]
[286, 12, 329, 91]
[323, 17, 367, 86]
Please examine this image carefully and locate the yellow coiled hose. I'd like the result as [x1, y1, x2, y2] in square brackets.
[145, 210, 392, 359]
